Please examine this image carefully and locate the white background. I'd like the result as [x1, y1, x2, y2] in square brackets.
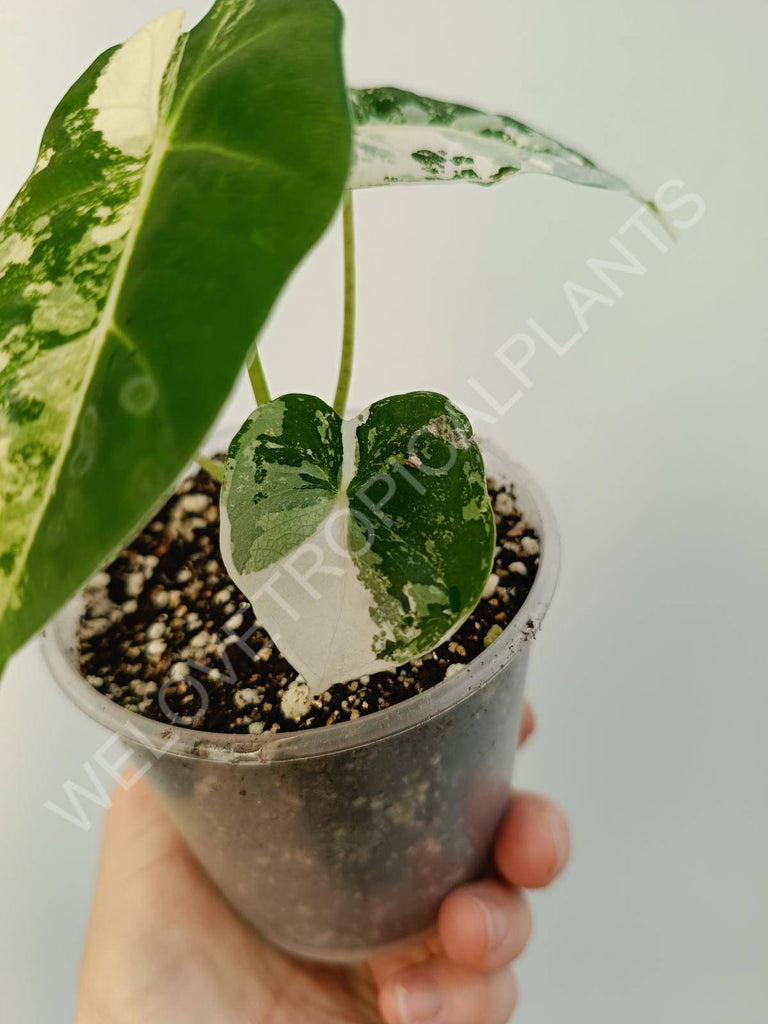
[1, 0, 767, 1021]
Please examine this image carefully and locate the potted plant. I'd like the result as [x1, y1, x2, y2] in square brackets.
[0, 0, 658, 960]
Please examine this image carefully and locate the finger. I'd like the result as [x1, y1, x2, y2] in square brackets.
[495, 792, 570, 890]
[379, 959, 517, 1024]
[438, 880, 531, 972]
[368, 941, 435, 989]
[518, 701, 535, 747]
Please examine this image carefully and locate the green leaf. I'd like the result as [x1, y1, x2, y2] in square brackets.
[0, 0, 351, 667]
[349, 86, 649, 204]
[221, 392, 495, 693]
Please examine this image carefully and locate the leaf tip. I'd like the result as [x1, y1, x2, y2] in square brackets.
[645, 198, 678, 245]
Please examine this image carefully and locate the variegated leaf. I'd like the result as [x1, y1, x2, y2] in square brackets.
[0, 0, 351, 668]
[220, 392, 495, 693]
[349, 86, 648, 205]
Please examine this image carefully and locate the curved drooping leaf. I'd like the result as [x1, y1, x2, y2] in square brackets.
[0, 0, 351, 667]
[349, 86, 649, 205]
[220, 392, 495, 693]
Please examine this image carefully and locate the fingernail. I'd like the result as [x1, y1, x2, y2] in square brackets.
[395, 975, 445, 1023]
[546, 805, 570, 874]
[468, 893, 509, 949]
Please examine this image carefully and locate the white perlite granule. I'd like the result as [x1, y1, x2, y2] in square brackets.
[124, 572, 145, 597]
[179, 493, 211, 514]
[145, 639, 166, 659]
[280, 678, 313, 722]
[482, 573, 500, 600]
[494, 491, 516, 517]
[234, 688, 261, 710]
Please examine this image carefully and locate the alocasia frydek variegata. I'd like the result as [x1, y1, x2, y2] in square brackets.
[0, 0, 658, 687]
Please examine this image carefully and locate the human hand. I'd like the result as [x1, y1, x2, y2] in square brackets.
[76, 703, 570, 1024]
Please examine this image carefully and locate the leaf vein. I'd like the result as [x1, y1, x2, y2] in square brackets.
[169, 142, 290, 177]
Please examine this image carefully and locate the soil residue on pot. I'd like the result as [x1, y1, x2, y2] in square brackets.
[78, 465, 540, 734]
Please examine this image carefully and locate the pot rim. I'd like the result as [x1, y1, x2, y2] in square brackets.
[43, 432, 560, 764]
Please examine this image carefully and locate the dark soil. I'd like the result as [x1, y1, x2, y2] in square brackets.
[78, 464, 540, 735]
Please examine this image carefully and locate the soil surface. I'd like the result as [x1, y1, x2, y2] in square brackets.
[78, 464, 540, 735]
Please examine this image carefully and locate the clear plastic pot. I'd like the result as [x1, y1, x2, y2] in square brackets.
[43, 438, 559, 964]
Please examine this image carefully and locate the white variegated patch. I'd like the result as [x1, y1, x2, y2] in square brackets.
[89, 9, 186, 157]
[0, 234, 35, 279]
[221, 393, 496, 696]
[349, 87, 653, 212]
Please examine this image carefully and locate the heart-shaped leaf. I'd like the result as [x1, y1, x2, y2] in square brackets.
[220, 392, 495, 693]
[349, 86, 650, 206]
[0, 0, 351, 667]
